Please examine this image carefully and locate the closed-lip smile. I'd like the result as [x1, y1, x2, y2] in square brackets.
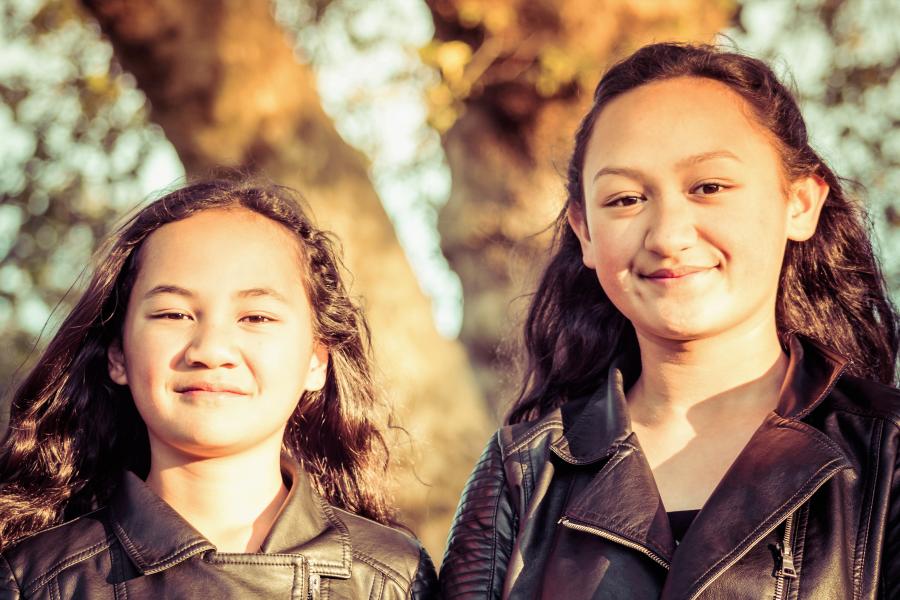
[642, 266, 715, 279]
[175, 382, 248, 395]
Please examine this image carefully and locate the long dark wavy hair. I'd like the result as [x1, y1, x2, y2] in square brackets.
[0, 180, 393, 548]
[507, 42, 899, 425]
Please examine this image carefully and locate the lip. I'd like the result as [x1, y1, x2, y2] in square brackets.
[641, 265, 716, 280]
[174, 383, 249, 395]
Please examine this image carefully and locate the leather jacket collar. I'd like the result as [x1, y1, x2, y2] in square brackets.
[549, 336, 849, 466]
[109, 458, 352, 578]
[549, 335, 854, 595]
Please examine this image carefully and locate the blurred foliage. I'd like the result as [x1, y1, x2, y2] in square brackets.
[0, 0, 175, 410]
[1, 0, 899, 418]
[273, 0, 465, 336]
[419, 0, 733, 134]
[726, 0, 900, 290]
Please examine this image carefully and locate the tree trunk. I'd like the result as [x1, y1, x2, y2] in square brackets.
[79, 0, 490, 559]
[425, 0, 737, 414]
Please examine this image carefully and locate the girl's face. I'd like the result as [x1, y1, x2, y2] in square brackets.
[108, 208, 328, 460]
[570, 76, 827, 344]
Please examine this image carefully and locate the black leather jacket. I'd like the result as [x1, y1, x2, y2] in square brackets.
[0, 460, 438, 599]
[440, 337, 900, 599]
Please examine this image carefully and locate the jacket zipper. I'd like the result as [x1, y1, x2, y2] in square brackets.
[773, 513, 797, 600]
[685, 469, 836, 600]
[559, 516, 670, 569]
[308, 573, 321, 600]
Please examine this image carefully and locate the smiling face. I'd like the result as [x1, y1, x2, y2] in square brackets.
[107, 207, 328, 461]
[569, 76, 827, 344]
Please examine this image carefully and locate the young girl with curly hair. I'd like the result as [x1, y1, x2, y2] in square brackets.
[0, 180, 438, 599]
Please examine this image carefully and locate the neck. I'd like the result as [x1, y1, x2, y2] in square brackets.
[628, 321, 788, 425]
[145, 439, 288, 553]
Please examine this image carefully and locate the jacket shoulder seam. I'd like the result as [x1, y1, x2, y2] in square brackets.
[827, 405, 900, 430]
[351, 550, 407, 589]
[22, 534, 116, 595]
[501, 419, 563, 457]
[7, 507, 105, 546]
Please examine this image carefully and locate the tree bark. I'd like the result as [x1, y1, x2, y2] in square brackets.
[78, 0, 490, 559]
[425, 0, 737, 414]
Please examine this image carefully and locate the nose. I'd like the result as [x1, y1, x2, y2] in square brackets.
[183, 321, 239, 369]
[642, 193, 698, 257]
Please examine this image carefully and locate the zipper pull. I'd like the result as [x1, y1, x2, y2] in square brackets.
[308, 573, 321, 600]
[776, 541, 798, 579]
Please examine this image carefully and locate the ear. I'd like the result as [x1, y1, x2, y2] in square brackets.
[567, 206, 596, 270]
[303, 343, 329, 392]
[107, 340, 129, 386]
[786, 174, 829, 242]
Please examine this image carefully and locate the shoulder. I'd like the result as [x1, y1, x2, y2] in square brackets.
[330, 507, 435, 594]
[809, 375, 900, 470]
[1, 507, 113, 596]
[826, 374, 900, 430]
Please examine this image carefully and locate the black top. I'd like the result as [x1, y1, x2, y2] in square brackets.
[667, 509, 700, 544]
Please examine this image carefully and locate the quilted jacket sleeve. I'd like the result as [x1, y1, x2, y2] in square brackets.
[440, 433, 517, 599]
[410, 545, 439, 599]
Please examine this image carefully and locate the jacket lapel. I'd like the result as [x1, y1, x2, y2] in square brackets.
[110, 472, 215, 574]
[661, 412, 851, 598]
[111, 457, 352, 578]
[546, 335, 853, 597]
[552, 365, 677, 567]
[661, 336, 853, 599]
[259, 459, 352, 578]
[560, 437, 677, 567]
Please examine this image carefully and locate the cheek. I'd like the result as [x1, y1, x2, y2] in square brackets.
[250, 327, 312, 377]
[728, 211, 788, 271]
[589, 228, 636, 294]
[594, 261, 625, 294]
[122, 323, 182, 384]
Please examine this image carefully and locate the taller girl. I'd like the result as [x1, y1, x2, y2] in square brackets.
[441, 43, 899, 599]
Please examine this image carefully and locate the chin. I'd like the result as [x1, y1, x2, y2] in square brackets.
[641, 318, 723, 343]
[164, 428, 260, 458]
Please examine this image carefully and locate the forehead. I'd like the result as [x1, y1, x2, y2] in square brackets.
[586, 76, 780, 170]
[134, 208, 306, 294]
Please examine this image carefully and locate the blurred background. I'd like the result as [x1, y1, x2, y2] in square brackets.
[1, 0, 898, 560]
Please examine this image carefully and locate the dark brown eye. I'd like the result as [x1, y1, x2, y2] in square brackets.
[242, 315, 274, 324]
[607, 195, 644, 207]
[152, 312, 190, 320]
[696, 183, 724, 195]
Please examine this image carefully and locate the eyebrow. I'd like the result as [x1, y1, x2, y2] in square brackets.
[143, 284, 193, 300]
[236, 287, 289, 303]
[675, 150, 742, 169]
[143, 285, 289, 303]
[591, 150, 742, 184]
